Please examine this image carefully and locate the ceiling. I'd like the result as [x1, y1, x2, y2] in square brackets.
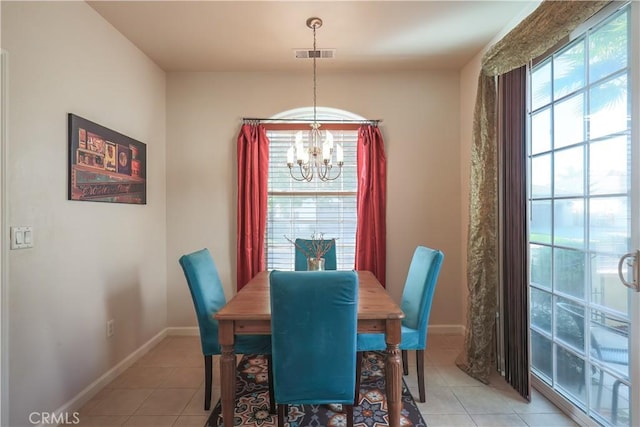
[88, 1, 539, 73]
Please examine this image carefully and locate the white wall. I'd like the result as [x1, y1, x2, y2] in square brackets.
[1, 2, 167, 425]
[166, 70, 464, 328]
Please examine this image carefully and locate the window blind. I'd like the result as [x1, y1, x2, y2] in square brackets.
[266, 128, 357, 270]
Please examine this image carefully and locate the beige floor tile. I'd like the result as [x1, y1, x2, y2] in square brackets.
[517, 412, 580, 426]
[437, 366, 486, 387]
[181, 387, 216, 415]
[75, 415, 129, 426]
[156, 336, 201, 353]
[173, 415, 210, 426]
[425, 348, 462, 366]
[109, 366, 174, 389]
[422, 413, 477, 426]
[77, 335, 579, 427]
[134, 388, 198, 415]
[85, 388, 154, 416]
[471, 413, 527, 426]
[508, 389, 562, 414]
[452, 386, 518, 414]
[123, 415, 177, 426]
[160, 367, 204, 388]
[413, 387, 467, 414]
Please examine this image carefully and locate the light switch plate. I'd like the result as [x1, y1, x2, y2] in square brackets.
[10, 226, 33, 249]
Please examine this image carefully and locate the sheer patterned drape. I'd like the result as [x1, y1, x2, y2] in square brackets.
[237, 124, 270, 290]
[459, 0, 609, 386]
[355, 125, 387, 287]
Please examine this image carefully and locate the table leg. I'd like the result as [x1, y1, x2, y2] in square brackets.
[219, 321, 235, 427]
[385, 318, 402, 427]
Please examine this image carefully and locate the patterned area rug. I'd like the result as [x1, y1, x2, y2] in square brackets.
[206, 351, 427, 427]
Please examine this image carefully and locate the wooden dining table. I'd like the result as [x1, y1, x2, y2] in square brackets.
[215, 270, 405, 427]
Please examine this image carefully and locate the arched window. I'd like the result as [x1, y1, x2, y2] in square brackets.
[264, 107, 364, 270]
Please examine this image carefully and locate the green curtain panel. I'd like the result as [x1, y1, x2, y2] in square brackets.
[459, 0, 610, 384]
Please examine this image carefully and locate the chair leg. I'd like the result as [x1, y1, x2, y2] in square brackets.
[204, 355, 212, 411]
[402, 350, 408, 375]
[354, 351, 363, 406]
[277, 404, 287, 427]
[417, 349, 425, 403]
[267, 354, 276, 414]
[346, 404, 354, 427]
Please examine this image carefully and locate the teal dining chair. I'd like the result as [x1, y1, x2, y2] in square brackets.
[356, 245, 444, 403]
[270, 270, 359, 427]
[179, 248, 274, 412]
[294, 238, 337, 270]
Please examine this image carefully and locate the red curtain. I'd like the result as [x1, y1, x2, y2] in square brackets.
[355, 125, 387, 287]
[236, 124, 269, 290]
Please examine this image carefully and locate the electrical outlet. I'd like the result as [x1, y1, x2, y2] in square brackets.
[106, 319, 115, 338]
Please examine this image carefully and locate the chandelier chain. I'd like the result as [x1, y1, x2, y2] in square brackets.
[312, 22, 317, 124]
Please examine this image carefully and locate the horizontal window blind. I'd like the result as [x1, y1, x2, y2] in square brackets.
[266, 127, 357, 270]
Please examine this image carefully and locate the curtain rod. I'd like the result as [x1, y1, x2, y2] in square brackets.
[242, 117, 382, 125]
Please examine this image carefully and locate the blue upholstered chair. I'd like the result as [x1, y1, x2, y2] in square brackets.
[294, 238, 337, 270]
[356, 246, 444, 403]
[179, 248, 274, 412]
[270, 270, 359, 427]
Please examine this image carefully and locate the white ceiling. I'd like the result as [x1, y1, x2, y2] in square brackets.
[88, 1, 538, 73]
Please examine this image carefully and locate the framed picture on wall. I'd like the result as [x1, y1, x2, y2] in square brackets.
[68, 113, 147, 204]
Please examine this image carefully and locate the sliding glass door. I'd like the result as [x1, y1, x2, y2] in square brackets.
[528, 3, 639, 426]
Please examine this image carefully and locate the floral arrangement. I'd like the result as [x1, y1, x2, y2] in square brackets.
[285, 232, 336, 260]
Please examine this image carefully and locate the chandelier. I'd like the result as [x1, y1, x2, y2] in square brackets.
[286, 17, 343, 182]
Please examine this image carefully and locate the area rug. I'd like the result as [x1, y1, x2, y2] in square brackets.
[206, 351, 427, 427]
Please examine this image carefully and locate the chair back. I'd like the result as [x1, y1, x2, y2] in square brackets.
[294, 238, 337, 270]
[400, 246, 444, 348]
[269, 270, 358, 405]
[179, 248, 226, 355]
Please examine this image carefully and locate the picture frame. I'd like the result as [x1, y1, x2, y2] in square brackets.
[68, 114, 147, 204]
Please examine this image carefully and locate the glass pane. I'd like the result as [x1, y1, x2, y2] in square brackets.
[531, 330, 552, 382]
[531, 200, 552, 244]
[590, 370, 630, 427]
[531, 288, 552, 333]
[589, 11, 628, 83]
[591, 254, 628, 315]
[554, 39, 585, 100]
[531, 59, 552, 111]
[554, 93, 585, 149]
[531, 108, 552, 154]
[554, 146, 584, 196]
[589, 136, 629, 195]
[589, 196, 628, 254]
[556, 299, 585, 352]
[554, 199, 584, 249]
[554, 249, 585, 299]
[590, 311, 629, 378]
[589, 74, 628, 140]
[531, 154, 551, 198]
[556, 345, 587, 406]
[530, 244, 552, 289]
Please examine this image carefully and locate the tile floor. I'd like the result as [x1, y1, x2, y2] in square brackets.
[76, 334, 580, 426]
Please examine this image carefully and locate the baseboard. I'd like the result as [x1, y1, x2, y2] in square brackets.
[428, 324, 465, 335]
[45, 328, 168, 427]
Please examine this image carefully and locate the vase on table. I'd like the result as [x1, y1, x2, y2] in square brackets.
[307, 257, 325, 271]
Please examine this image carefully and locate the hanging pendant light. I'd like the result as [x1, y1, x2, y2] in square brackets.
[286, 17, 343, 182]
